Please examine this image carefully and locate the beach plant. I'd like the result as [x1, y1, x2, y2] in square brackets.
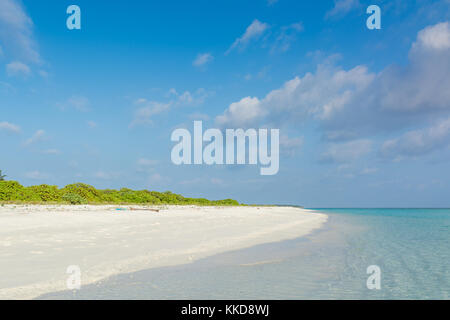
[0, 180, 241, 206]
[0, 181, 38, 201]
[61, 183, 102, 202]
[26, 184, 61, 202]
[62, 192, 88, 205]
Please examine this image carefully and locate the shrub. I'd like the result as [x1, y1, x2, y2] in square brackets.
[0, 181, 240, 206]
[0, 181, 37, 201]
[213, 199, 240, 206]
[62, 192, 88, 205]
[26, 184, 61, 202]
[61, 183, 101, 202]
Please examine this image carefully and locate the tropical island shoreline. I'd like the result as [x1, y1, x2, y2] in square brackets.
[0, 204, 327, 300]
[0, 181, 241, 206]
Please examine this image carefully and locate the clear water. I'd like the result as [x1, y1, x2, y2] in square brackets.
[39, 209, 450, 300]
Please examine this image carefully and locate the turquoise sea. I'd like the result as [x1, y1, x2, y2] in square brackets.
[39, 208, 450, 300]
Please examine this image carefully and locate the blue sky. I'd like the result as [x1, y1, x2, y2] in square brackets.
[1, 0, 450, 207]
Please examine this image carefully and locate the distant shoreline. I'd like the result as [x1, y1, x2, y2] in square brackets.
[0, 181, 240, 206]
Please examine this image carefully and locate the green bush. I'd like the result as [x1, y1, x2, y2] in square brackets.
[61, 183, 101, 202]
[62, 192, 88, 205]
[0, 181, 39, 201]
[26, 184, 61, 202]
[0, 180, 240, 206]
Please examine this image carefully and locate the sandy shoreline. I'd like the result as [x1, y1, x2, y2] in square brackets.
[0, 205, 327, 300]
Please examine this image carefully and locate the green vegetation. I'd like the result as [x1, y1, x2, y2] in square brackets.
[0, 181, 240, 206]
[0, 170, 6, 181]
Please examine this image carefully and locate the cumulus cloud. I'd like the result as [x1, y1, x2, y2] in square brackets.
[325, 0, 361, 19]
[216, 63, 374, 128]
[193, 53, 213, 67]
[0, 121, 20, 133]
[415, 21, 450, 50]
[0, 0, 40, 63]
[216, 21, 450, 151]
[375, 22, 450, 114]
[216, 96, 265, 128]
[6, 61, 30, 77]
[380, 118, 450, 159]
[226, 19, 269, 54]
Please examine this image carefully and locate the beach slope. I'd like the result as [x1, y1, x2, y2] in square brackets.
[0, 205, 327, 299]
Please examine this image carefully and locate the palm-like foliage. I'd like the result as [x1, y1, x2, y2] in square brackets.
[0, 170, 6, 181]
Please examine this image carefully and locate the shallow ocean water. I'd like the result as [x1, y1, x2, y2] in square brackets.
[39, 208, 450, 300]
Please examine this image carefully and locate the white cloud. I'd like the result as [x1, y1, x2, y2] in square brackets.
[216, 21, 450, 152]
[380, 118, 450, 159]
[193, 53, 213, 67]
[415, 21, 450, 50]
[0, 121, 20, 133]
[226, 19, 269, 54]
[0, 0, 40, 63]
[216, 96, 264, 128]
[24, 129, 45, 146]
[325, 0, 360, 19]
[6, 61, 30, 77]
[216, 63, 374, 128]
[321, 140, 372, 163]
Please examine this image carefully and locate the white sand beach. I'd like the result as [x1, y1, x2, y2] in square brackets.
[0, 205, 327, 300]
